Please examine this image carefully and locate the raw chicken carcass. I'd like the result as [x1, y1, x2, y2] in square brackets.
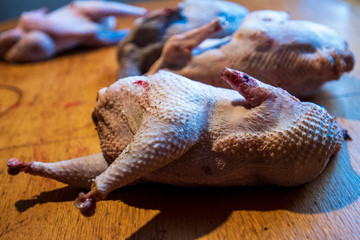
[117, 0, 248, 77]
[0, 1, 147, 62]
[7, 68, 345, 215]
[148, 10, 355, 98]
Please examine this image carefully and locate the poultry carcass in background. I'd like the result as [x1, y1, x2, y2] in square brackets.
[0, 1, 147, 62]
[117, 0, 248, 77]
[8, 68, 345, 215]
[147, 10, 355, 98]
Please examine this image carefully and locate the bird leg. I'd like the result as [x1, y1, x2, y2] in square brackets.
[222, 67, 299, 107]
[74, 116, 198, 214]
[0, 28, 24, 59]
[148, 17, 227, 74]
[7, 153, 109, 188]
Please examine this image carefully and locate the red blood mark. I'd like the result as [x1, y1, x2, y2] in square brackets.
[64, 101, 85, 109]
[133, 80, 151, 106]
[133, 80, 149, 88]
[133, 80, 150, 93]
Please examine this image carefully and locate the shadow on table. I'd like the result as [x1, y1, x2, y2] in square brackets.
[302, 75, 360, 121]
[15, 186, 80, 213]
[0, 45, 112, 65]
[15, 142, 359, 239]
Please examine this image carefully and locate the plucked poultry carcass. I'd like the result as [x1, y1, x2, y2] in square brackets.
[8, 68, 346, 215]
[0, 1, 147, 62]
[135, 10, 355, 98]
[117, 0, 248, 77]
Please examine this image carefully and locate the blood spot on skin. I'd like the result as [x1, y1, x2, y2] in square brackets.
[133, 80, 150, 94]
[133, 80, 149, 88]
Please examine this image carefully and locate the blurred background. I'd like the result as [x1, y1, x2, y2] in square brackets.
[0, 0, 145, 21]
[1, 0, 359, 22]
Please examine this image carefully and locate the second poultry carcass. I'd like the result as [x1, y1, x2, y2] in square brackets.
[148, 10, 355, 98]
[0, 1, 147, 62]
[117, 0, 248, 77]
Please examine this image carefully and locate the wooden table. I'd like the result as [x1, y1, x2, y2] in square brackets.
[1, 0, 359, 239]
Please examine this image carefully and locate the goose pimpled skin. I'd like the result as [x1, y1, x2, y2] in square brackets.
[0, 1, 147, 62]
[8, 69, 345, 214]
[148, 10, 355, 98]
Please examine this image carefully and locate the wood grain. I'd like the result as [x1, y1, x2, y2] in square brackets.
[0, 0, 359, 239]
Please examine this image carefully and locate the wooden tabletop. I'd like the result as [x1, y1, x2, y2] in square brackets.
[1, 0, 359, 239]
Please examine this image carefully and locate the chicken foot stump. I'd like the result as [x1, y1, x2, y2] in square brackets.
[0, 1, 147, 62]
[148, 10, 355, 98]
[8, 69, 345, 215]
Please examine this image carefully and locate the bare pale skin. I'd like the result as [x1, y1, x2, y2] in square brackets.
[147, 10, 355, 98]
[7, 68, 345, 215]
[0, 1, 147, 62]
